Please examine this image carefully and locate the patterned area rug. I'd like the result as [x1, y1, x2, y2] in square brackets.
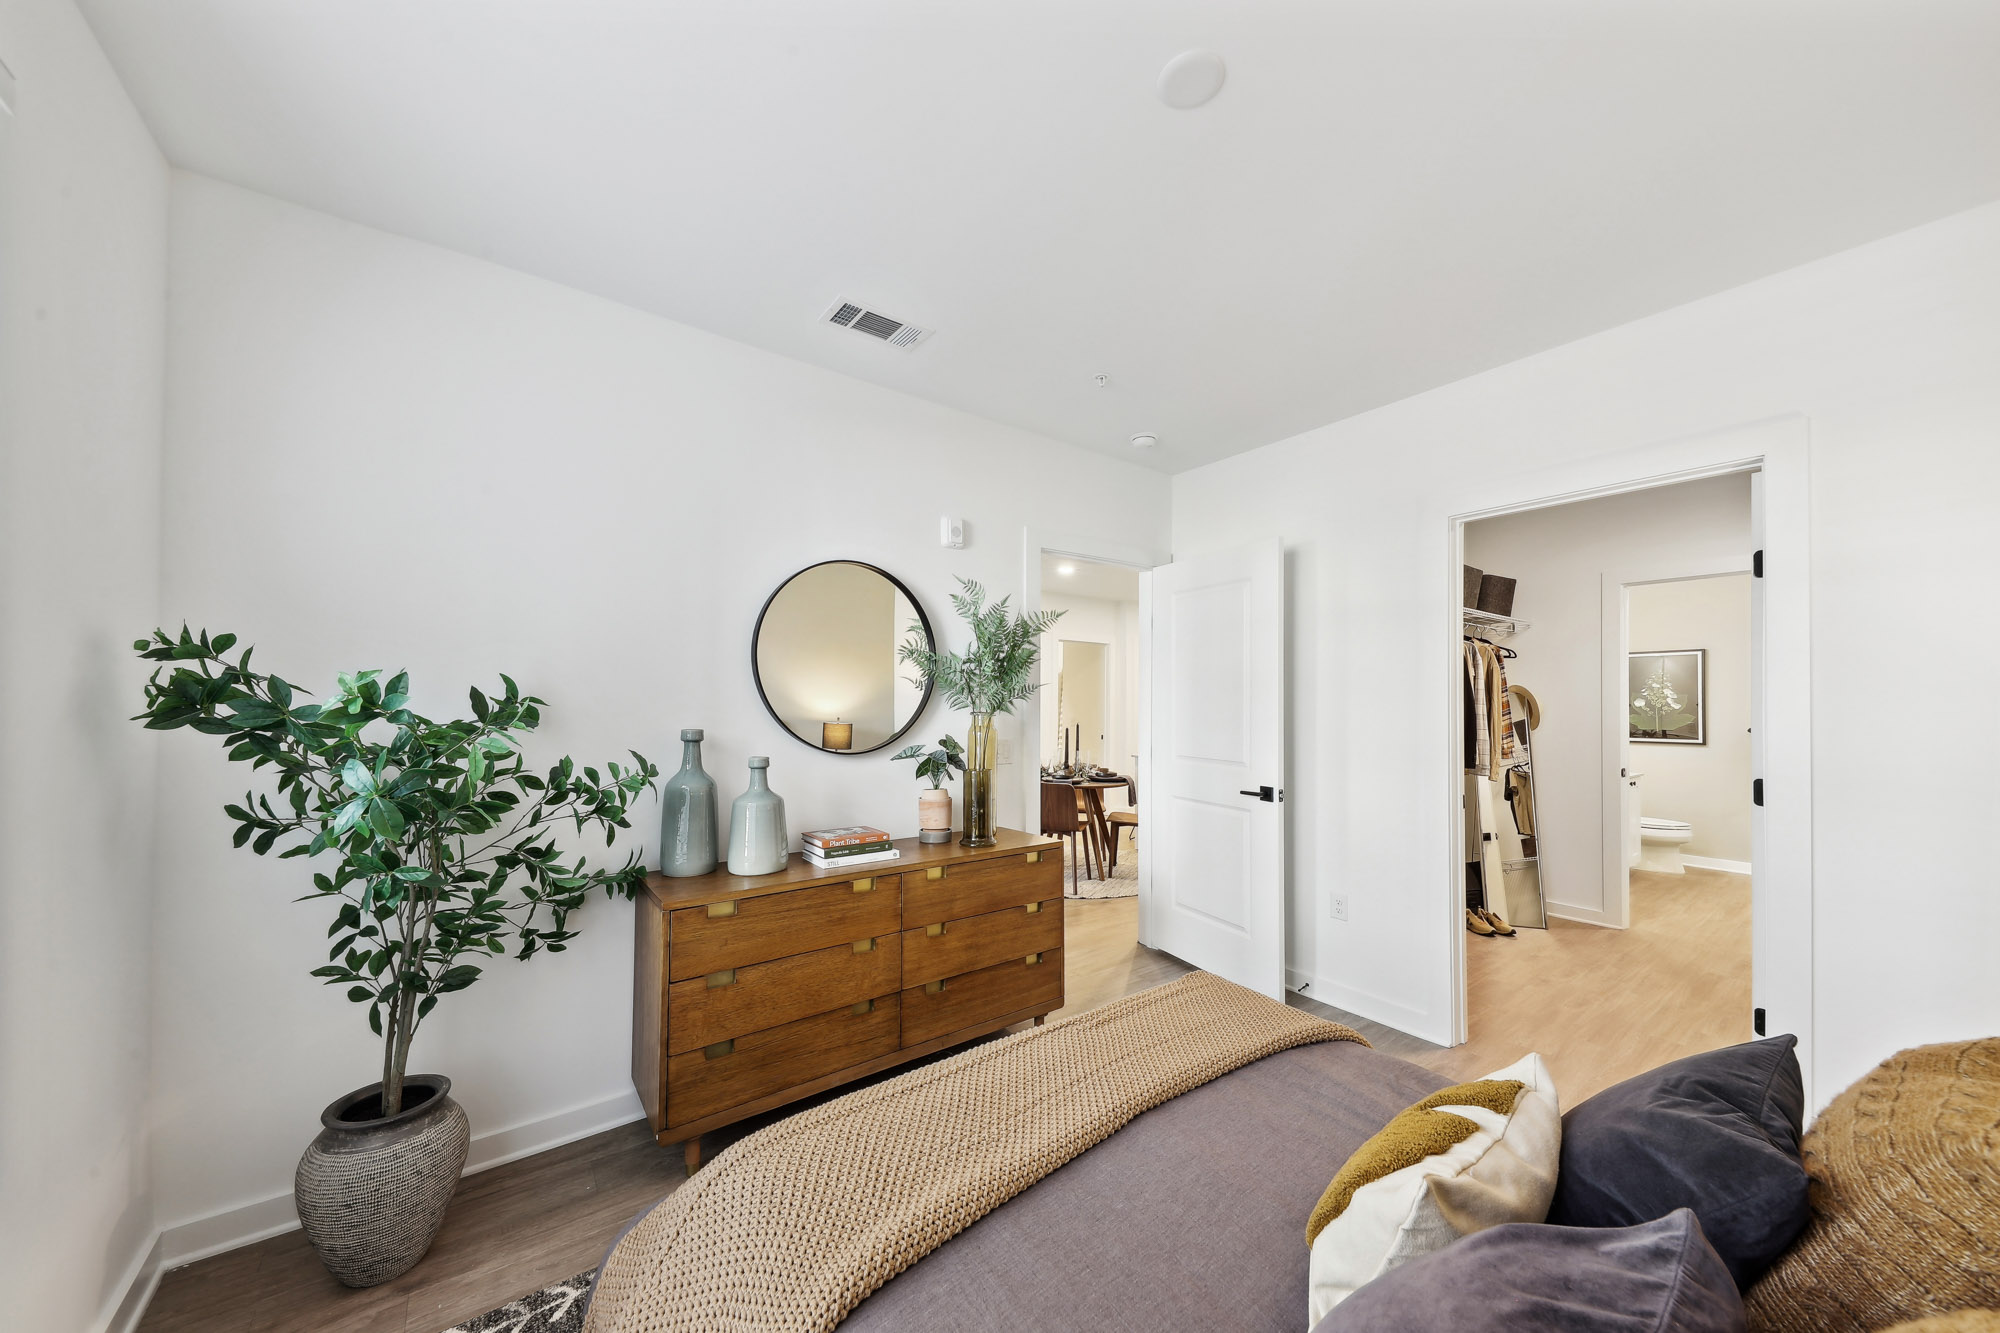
[1063, 836, 1137, 899]
[446, 1270, 595, 1332]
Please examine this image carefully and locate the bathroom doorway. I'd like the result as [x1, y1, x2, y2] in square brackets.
[1450, 468, 1767, 1102]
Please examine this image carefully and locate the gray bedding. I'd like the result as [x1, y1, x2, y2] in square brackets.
[839, 1039, 1445, 1333]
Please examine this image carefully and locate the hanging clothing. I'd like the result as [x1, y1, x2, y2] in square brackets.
[1482, 643, 1517, 770]
[1464, 643, 1490, 775]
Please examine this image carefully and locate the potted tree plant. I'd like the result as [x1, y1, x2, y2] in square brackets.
[898, 579, 1061, 846]
[132, 627, 657, 1287]
[890, 735, 965, 843]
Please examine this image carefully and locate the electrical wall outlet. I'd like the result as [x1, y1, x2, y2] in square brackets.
[1328, 894, 1349, 921]
[997, 736, 1014, 765]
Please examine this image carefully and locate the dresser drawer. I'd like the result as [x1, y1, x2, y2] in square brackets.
[900, 899, 1061, 989]
[901, 852, 1059, 927]
[900, 947, 1063, 1047]
[665, 994, 900, 1130]
[669, 875, 900, 981]
[668, 934, 900, 1055]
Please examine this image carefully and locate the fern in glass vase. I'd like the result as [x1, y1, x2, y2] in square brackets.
[898, 578, 1062, 846]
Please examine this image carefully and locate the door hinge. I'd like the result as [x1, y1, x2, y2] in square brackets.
[1753, 549, 1763, 578]
[1753, 1006, 1767, 1037]
[1753, 778, 1764, 807]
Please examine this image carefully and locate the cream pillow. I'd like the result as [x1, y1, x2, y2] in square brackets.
[1305, 1053, 1561, 1327]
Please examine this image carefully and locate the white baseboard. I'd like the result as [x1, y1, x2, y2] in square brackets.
[1682, 855, 1753, 875]
[1285, 968, 1450, 1047]
[99, 1089, 646, 1333]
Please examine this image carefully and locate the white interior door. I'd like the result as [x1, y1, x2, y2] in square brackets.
[1748, 470, 1768, 1038]
[1146, 538, 1286, 999]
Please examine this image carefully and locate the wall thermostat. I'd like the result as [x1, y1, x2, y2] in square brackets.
[940, 516, 965, 548]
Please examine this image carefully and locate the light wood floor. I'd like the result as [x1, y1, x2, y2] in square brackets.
[140, 871, 1747, 1331]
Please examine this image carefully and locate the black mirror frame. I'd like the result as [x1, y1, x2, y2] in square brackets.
[751, 560, 937, 757]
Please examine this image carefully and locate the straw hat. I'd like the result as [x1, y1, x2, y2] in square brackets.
[1507, 685, 1541, 731]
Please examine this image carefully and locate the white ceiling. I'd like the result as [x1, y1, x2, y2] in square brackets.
[77, 0, 2000, 473]
[1042, 553, 1141, 604]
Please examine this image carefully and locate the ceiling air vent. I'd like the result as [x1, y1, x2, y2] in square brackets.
[824, 301, 932, 349]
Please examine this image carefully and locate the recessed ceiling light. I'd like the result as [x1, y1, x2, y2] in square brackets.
[1057, 563, 1076, 577]
[1158, 50, 1226, 110]
[1130, 433, 1159, 449]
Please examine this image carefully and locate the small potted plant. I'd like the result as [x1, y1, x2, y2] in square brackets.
[891, 735, 965, 843]
[132, 627, 656, 1287]
[899, 579, 1062, 846]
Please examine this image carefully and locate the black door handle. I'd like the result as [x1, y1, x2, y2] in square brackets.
[1238, 786, 1275, 803]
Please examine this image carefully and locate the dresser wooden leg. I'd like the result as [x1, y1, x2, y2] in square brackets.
[683, 1137, 701, 1174]
[1033, 1015, 1045, 1026]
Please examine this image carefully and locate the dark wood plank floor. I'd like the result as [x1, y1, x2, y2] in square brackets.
[140, 870, 1748, 1331]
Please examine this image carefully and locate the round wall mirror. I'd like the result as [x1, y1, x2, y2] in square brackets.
[752, 561, 934, 755]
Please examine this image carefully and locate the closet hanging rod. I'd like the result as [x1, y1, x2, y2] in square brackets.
[1464, 635, 1518, 659]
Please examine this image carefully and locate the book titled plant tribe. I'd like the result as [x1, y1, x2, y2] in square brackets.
[801, 826, 891, 850]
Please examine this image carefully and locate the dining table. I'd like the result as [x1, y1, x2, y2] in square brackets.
[1068, 776, 1136, 876]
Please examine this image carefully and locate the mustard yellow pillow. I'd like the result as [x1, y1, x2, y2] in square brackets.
[1306, 1054, 1561, 1325]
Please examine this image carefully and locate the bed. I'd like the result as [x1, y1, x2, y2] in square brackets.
[839, 1039, 1446, 1331]
[584, 974, 1444, 1332]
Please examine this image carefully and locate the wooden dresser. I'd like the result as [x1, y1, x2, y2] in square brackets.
[632, 827, 1064, 1170]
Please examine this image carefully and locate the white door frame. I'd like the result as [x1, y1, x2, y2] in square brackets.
[1020, 528, 1166, 942]
[1441, 415, 1815, 1104]
[1599, 559, 1753, 929]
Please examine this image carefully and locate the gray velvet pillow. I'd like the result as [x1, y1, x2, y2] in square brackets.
[1548, 1035, 1808, 1288]
[1310, 1209, 1744, 1333]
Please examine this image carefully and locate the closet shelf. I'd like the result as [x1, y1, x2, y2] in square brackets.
[1463, 607, 1531, 638]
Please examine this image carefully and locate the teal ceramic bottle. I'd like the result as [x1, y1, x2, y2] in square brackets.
[659, 728, 718, 877]
[726, 756, 788, 876]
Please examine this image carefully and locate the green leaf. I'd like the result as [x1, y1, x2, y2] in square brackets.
[341, 758, 377, 797]
[469, 686, 489, 721]
[367, 797, 405, 840]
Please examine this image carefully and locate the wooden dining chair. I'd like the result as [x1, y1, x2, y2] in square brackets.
[1040, 780, 1098, 893]
[1104, 776, 1137, 870]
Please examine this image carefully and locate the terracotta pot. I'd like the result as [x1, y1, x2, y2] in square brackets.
[917, 786, 953, 844]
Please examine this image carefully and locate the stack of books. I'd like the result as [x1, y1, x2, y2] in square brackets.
[800, 826, 900, 871]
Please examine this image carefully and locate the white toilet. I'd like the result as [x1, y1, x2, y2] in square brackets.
[1637, 816, 1694, 874]
[1623, 772, 1694, 874]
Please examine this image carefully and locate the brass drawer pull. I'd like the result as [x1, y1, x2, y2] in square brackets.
[705, 900, 738, 919]
[851, 999, 874, 1016]
[853, 937, 876, 953]
[1024, 901, 1041, 914]
[852, 877, 874, 892]
[703, 1039, 734, 1060]
[705, 968, 736, 988]
[924, 979, 946, 995]
[925, 923, 946, 937]
[925, 866, 946, 880]
[1025, 851, 1042, 863]
[1025, 953, 1044, 966]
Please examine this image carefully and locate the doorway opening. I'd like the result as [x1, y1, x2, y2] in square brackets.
[1454, 469, 1762, 1103]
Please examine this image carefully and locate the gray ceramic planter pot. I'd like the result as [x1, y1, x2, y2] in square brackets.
[294, 1074, 471, 1287]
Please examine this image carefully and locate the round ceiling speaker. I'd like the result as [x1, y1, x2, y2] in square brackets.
[1130, 433, 1159, 449]
[1157, 50, 1227, 110]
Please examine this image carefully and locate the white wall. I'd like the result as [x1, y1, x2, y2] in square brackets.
[152, 173, 1169, 1249]
[1464, 475, 1751, 918]
[1629, 574, 1753, 865]
[1173, 197, 2000, 1104]
[0, 0, 167, 1327]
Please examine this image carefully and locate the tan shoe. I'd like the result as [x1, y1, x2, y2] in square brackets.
[1478, 906, 1516, 936]
[1466, 908, 1496, 937]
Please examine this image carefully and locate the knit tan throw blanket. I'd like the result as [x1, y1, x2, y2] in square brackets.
[583, 971, 1365, 1333]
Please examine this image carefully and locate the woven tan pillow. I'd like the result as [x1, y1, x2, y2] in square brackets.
[1746, 1038, 2000, 1333]
[1881, 1315, 2000, 1333]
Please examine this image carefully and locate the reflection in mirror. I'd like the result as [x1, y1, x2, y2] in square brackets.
[753, 562, 934, 755]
